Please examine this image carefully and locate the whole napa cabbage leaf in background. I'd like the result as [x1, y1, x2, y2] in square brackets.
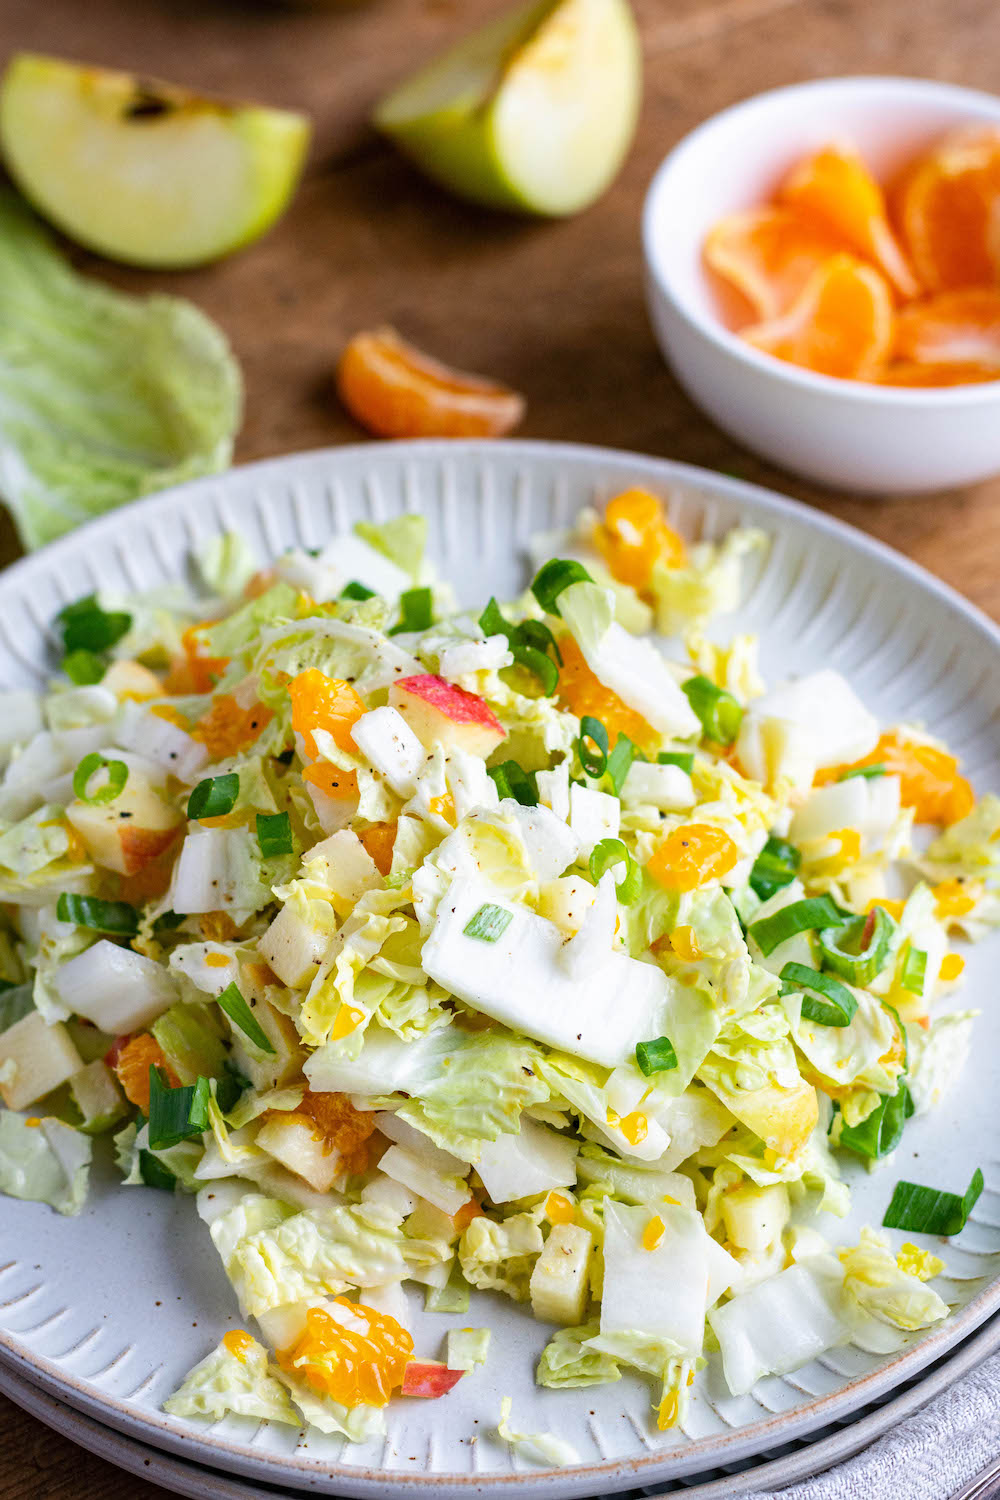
[0, 190, 242, 548]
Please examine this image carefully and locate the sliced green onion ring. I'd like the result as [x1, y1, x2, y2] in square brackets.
[256, 812, 293, 858]
[187, 773, 240, 820]
[62, 649, 105, 685]
[749, 835, 802, 902]
[578, 715, 609, 778]
[748, 894, 847, 957]
[839, 1085, 914, 1160]
[389, 586, 434, 636]
[819, 906, 893, 986]
[590, 837, 641, 904]
[658, 750, 694, 774]
[56, 892, 138, 936]
[900, 944, 927, 996]
[487, 760, 538, 807]
[681, 675, 743, 745]
[217, 982, 276, 1054]
[463, 903, 514, 942]
[531, 559, 593, 616]
[883, 1166, 984, 1235]
[781, 961, 858, 1027]
[72, 752, 128, 806]
[635, 1036, 678, 1076]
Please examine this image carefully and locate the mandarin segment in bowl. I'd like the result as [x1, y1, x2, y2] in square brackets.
[743, 253, 894, 381]
[893, 127, 1000, 292]
[892, 287, 1000, 372]
[703, 206, 853, 324]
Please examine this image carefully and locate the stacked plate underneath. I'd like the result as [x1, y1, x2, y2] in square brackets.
[3, 444, 1000, 1499]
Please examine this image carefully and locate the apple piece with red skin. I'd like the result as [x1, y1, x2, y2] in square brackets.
[66, 771, 184, 875]
[401, 1360, 465, 1399]
[389, 674, 506, 760]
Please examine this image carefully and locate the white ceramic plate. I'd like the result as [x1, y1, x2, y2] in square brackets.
[1, 441, 1000, 1500]
[4, 1314, 1000, 1500]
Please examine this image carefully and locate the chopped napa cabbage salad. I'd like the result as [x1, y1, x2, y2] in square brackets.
[0, 490, 990, 1454]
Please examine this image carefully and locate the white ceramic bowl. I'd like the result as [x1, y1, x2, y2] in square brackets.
[642, 76, 1000, 494]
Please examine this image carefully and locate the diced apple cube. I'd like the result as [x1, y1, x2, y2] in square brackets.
[529, 1223, 593, 1325]
[389, 674, 505, 760]
[721, 1182, 791, 1254]
[256, 1113, 342, 1194]
[66, 772, 182, 875]
[350, 707, 425, 797]
[0, 1012, 83, 1110]
[228, 997, 306, 1091]
[56, 940, 177, 1034]
[101, 661, 164, 702]
[304, 830, 380, 911]
[258, 902, 331, 988]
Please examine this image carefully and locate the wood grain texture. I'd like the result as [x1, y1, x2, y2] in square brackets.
[1, 0, 999, 1493]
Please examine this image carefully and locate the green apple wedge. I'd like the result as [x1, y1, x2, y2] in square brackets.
[0, 54, 310, 268]
[373, 0, 641, 216]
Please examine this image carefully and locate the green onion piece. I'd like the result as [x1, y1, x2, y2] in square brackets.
[606, 735, 638, 796]
[389, 586, 434, 636]
[152, 910, 185, 934]
[658, 751, 694, 774]
[531, 559, 593, 616]
[56, 594, 132, 654]
[511, 641, 559, 696]
[635, 1036, 678, 1076]
[72, 752, 128, 806]
[217, 982, 275, 1054]
[681, 675, 744, 745]
[56, 892, 139, 936]
[838, 764, 887, 782]
[819, 907, 893, 986]
[463, 903, 514, 942]
[216, 1058, 251, 1115]
[781, 961, 858, 1027]
[479, 599, 561, 696]
[578, 715, 609, 777]
[256, 811, 293, 858]
[139, 1151, 177, 1191]
[516, 619, 563, 667]
[749, 835, 802, 902]
[187, 773, 240, 820]
[341, 580, 375, 601]
[839, 1085, 914, 1160]
[590, 837, 641, 904]
[147, 1067, 212, 1150]
[748, 894, 847, 957]
[62, 649, 106, 685]
[901, 944, 927, 996]
[487, 760, 538, 807]
[883, 1166, 984, 1236]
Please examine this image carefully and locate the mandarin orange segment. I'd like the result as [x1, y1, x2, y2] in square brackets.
[892, 288, 1000, 371]
[704, 206, 850, 324]
[556, 634, 657, 750]
[358, 821, 397, 876]
[647, 823, 739, 892]
[778, 144, 920, 299]
[743, 253, 893, 380]
[288, 669, 366, 759]
[819, 732, 974, 825]
[194, 695, 274, 760]
[112, 1033, 178, 1112]
[276, 1301, 413, 1409]
[296, 1090, 376, 1175]
[171, 623, 230, 695]
[894, 128, 1000, 291]
[593, 489, 686, 593]
[336, 326, 525, 440]
[303, 762, 359, 801]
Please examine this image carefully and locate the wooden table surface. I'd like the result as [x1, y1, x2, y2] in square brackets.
[1, 0, 1000, 1493]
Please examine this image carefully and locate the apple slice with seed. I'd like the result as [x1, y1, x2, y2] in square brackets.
[0, 54, 310, 267]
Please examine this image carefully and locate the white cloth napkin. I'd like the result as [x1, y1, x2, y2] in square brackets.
[746, 1351, 1000, 1500]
